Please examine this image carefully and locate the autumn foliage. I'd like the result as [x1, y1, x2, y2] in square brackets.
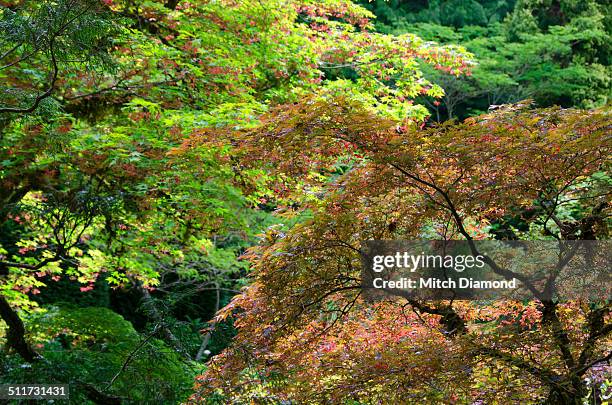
[192, 101, 611, 403]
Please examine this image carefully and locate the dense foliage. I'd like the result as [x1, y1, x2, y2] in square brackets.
[0, 0, 609, 404]
[193, 101, 611, 403]
[359, 0, 611, 119]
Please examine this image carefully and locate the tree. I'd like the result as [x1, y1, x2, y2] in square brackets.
[0, 0, 116, 115]
[1, 0, 470, 371]
[193, 100, 611, 404]
[0, 0, 122, 365]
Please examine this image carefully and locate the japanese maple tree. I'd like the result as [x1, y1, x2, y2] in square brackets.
[193, 100, 611, 404]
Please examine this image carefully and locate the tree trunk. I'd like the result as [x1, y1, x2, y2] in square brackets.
[132, 280, 192, 360]
[407, 299, 466, 336]
[0, 295, 39, 362]
[164, 0, 180, 10]
[195, 282, 220, 361]
[545, 378, 587, 405]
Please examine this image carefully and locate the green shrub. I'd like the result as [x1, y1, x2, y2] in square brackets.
[1, 306, 201, 404]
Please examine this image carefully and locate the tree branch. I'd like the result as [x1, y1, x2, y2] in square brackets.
[0, 39, 58, 114]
